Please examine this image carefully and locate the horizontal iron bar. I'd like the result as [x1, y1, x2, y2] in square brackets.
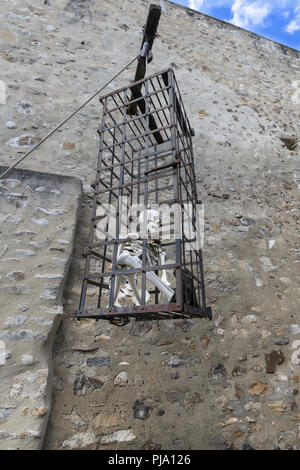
[144, 159, 179, 174]
[94, 147, 174, 173]
[75, 311, 192, 320]
[84, 263, 177, 279]
[96, 169, 175, 195]
[86, 279, 110, 289]
[99, 67, 173, 102]
[84, 249, 112, 263]
[98, 123, 172, 152]
[74, 304, 210, 319]
[103, 89, 170, 116]
[76, 302, 182, 317]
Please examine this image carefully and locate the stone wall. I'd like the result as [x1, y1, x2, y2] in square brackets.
[0, 168, 81, 449]
[0, 0, 300, 450]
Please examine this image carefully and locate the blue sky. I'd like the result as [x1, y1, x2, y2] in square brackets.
[175, 0, 300, 50]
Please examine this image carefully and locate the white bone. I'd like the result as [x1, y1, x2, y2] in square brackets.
[160, 251, 170, 287]
[126, 274, 142, 305]
[118, 252, 174, 302]
[121, 282, 134, 297]
[112, 272, 123, 307]
[99, 209, 174, 308]
[159, 251, 172, 303]
[112, 273, 150, 307]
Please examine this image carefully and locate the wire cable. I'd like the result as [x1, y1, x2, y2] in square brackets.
[0, 55, 139, 179]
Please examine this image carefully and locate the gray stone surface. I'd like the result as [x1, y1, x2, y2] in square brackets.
[0, 167, 81, 450]
[0, 0, 299, 451]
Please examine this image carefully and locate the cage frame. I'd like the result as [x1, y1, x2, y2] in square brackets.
[75, 68, 212, 322]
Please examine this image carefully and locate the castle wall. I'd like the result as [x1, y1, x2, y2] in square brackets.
[0, 0, 299, 450]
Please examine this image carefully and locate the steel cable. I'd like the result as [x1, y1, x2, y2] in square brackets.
[0, 55, 139, 179]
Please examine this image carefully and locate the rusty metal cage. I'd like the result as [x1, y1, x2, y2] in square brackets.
[75, 68, 212, 322]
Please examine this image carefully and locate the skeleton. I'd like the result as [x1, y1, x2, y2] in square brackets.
[111, 209, 174, 306]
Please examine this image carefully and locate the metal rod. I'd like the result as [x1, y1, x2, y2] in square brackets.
[0, 55, 139, 179]
[128, 4, 161, 116]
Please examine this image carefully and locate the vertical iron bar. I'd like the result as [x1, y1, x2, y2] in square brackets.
[168, 69, 183, 309]
[98, 105, 117, 309]
[79, 98, 108, 312]
[108, 89, 128, 308]
[141, 78, 150, 306]
[154, 143, 160, 305]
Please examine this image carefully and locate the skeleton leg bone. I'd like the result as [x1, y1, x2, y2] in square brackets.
[160, 251, 170, 287]
[111, 272, 150, 307]
[159, 251, 171, 302]
[111, 273, 123, 307]
[126, 273, 142, 305]
[118, 252, 174, 302]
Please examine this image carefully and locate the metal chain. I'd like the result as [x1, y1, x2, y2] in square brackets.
[0, 55, 139, 179]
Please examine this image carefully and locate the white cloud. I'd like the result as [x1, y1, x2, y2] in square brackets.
[188, 0, 205, 10]
[230, 0, 272, 29]
[286, 6, 300, 34]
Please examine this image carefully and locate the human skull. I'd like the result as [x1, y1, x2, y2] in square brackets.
[139, 209, 161, 239]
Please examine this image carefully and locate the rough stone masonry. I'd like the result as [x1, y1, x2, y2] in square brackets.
[0, 0, 300, 450]
[0, 167, 81, 449]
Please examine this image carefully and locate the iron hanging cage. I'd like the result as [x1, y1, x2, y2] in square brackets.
[74, 67, 212, 323]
